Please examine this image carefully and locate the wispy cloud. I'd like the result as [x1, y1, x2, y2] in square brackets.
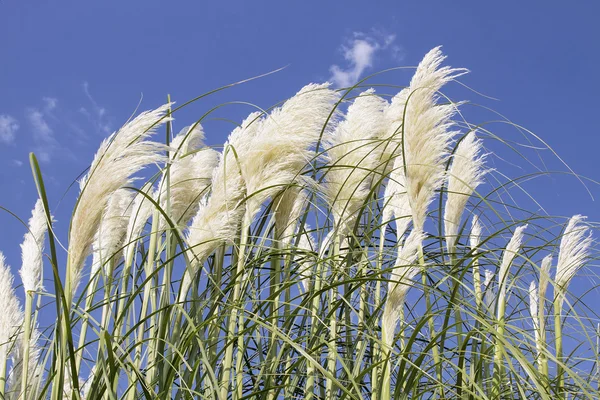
[0, 114, 19, 144]
[81, 82, 111, 135]
[329, 31, 404, 88]
[27, 98, 60, 162]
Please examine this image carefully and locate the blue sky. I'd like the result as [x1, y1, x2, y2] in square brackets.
[1, 1, 599, 290]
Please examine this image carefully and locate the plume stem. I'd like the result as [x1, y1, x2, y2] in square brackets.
[538, 256, 552, 387]
[305, 238, 328, 400]
[20, 291, 33, 399]
[371, 226, 387, 400]
[554, 298, 565, 399]
[325, 233, 341, 400]
[220, 214, 251, 400]
[419, 245, 443, 398]
[75, 273, 99, 372]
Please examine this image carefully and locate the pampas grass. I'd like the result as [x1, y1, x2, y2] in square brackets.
[19, 199, 48, 293]
[0, 253, 23, 398]
[68, 104, 170, 296]
[384, 46, 466, 232]
[444, 132, 486, 253]
[160, 124, 219, 229]
[494, 224, 528, 396]
[323, 89, 386, 235]
[554, 215, 593, 398]
[0, 47, 598, 400]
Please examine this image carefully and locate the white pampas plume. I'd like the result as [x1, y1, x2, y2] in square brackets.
[381, 230, 425, 349]
[6, 329, 43, 399]
[0, 253, 24, 373]
[483, 269, 496, 312]
[382, 152, 412, 241]
[538, 255, 552, 304]
[498, 225, 528, 300]
[444, 132, 486, 253]
[273, 188, 308, 243]
[296, 226, 317, 292]
[529, 281, 540, 353]
[470, 215, 483, 307]
[91, 188, 134, 276]
[80, 366, 96, 400]
[185, 84, 338, 292]
[19, 199, 49, 293]
[68, 104, 171, 294]
[555, 215, 592, 304]
[186, 112, 260, 265]
[239, 83, 339, 220]
[323, 89, 387, 234]
[123, 184, 156, 263]
[183, 113, 260, 296]
[384, 46, 467, 232]
[160, 124, 219, 229]
[470, 214, 482, 252]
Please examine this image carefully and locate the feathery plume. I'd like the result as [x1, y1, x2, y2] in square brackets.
[444, 132, 486, 253]
[323, 89, 387, 234]
[296, 226, 317, 292]
[91, 188, 134, 277]
[182, 113, 261, 296]
[239, 83, 339, 220]
[529, 281, 540, 351]
[273, 188, 309, 244]
[187, 84, 338, 265]
[0, 253, 24, 373]
[382, 152, 412, 241]
[6, 329, 43, 399]
[68, 104, 171, 294]
[19, 199, 49, 293]
[160, 124, 219, 229]
[80, 366, 96, 400]
[470, 215, 484, 308]
[470, 214, 482, 252]
[123, 184, 156, 263]
[538, 255, 552, 304]
[535, 255, 552, 373]
[186, 112, 260, 266]
[384, 46, 467, 232]
[381, 230, 426, 348]
[498, 225, 528, 300]
[483, 269, 496, 312]
[555, 215, 592, 302]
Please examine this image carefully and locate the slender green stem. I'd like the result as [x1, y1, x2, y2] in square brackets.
[325, 234, 341, 400]
[371, 226, 387, 400]
[554, 297, 565, 400]
[493, 290, 507, 398]
[538, 282, 549, 392]
[419, 245, 442, 398]
[265, 237, 281, 400]
[305, 242, 325, 400]
[220, 215, 250, 400]
[131, 208, 159, 391]
[20, 291, 33, 398]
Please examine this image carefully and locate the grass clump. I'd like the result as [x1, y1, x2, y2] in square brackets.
[0, 46, 598, 400]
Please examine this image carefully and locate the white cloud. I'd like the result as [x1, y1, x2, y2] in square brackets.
[82, 82, 111, 134]
[27, 103, 59, 163]
[329, 31, 404, 88]
[43, 97, 58, 112]
[0, 114, 19, 144]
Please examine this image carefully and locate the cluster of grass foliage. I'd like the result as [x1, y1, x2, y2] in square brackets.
[0, 47, 598, 400]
